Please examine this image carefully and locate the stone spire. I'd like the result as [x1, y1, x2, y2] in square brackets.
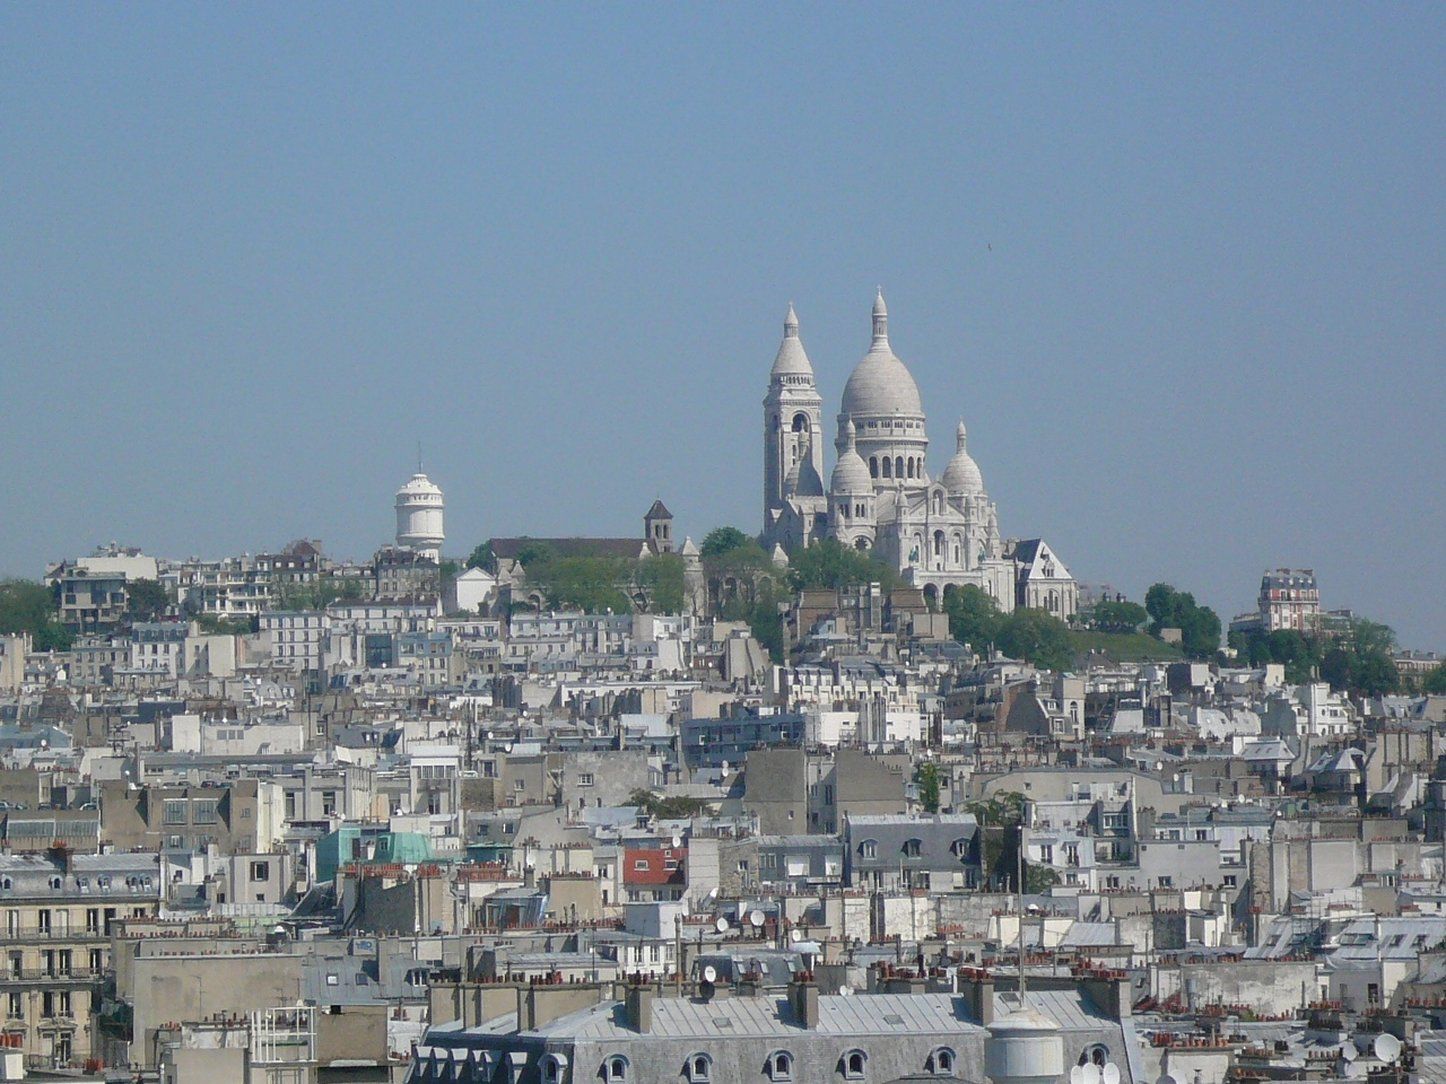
[872, 287, 889, 345]
[784, 302, 799, 338]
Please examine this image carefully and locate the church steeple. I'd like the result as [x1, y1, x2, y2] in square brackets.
[872, 288, 889, 345]
[784, 302, 799, 338]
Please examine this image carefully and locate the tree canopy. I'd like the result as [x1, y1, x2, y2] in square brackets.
[1424, 665, 1446, 696]
[1145, 583, 1222, 660]
[788, 538, 898, 592]
[1091, 598, 1148, 634]
[125, 578, 171, 623]
[700, 527, 753, 558]
[942, 585, 1074, 671]
[0, 580, 72, 652]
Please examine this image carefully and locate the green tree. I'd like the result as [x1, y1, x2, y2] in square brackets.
[942, 584, 1003, 650]
[125, 578, 171, 622]
[529, 556, 633, 613]
[700, 527, 753, 558]
[788, 538, 898, 592]
[638, 553, 686, 614]
[1320, 618, 1400, 697]
[0, 580, 72, 652]
[1091, 599, 1148, 634]
[464, 542, 493, 570]
[996, 608, 1075, 672]
[914, 762, 942, 813]
[1424, 665, 1446, 696]
[1145, 583, 1222, 659]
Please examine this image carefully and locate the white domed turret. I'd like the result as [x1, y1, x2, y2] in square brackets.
[986, 1002, 1065, 1084]
[770, 303, 813, 378]
[830, 420, 873, 494]
[395, 472, 444, 560]
[942, 420, 986, 497]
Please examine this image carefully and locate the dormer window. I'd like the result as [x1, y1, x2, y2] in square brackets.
[766, 1051, 794, 1081]
[927, 1047, 957, 1075]
[841, 1049, 868, 1079]
[602, 1054, 628, 1082]
[686, 1053, 713, 1082]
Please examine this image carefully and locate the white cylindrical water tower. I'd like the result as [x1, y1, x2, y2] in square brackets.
[394, 472, 445, 560]
[986, 1003, 1065, 1084]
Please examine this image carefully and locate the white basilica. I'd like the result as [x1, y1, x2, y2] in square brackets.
[762, 291, 1078, 617]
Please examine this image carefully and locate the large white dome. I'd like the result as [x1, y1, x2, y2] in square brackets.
[840, 291, 925, 418]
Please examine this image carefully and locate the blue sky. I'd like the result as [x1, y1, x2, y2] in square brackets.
[3, 5, 1443, 647]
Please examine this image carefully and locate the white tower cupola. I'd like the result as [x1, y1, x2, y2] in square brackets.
[394, 471, 445, 560]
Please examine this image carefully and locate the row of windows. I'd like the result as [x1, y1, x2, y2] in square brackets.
[582, 1045, 957, 1082]
[868, 454, 922, 480]
[856, 838, 971, 860]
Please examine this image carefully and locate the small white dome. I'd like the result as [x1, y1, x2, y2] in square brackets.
[770, 302, 814, 378]
[396, 472, 442, 499]
[941, 420, 985, 496]
[830, 421, 873, 494]
[840, 291, 925, 418]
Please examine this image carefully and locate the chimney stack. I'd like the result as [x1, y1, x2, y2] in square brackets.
[788, 971, 820, 1029]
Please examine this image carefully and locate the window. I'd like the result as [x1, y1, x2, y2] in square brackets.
[6, 993, 19, 1019]
[163, 800, 187, 825]
[192, 800, 218, 824]
[902, 838, 922, 858]
[859, 840, 877, 860]
[251, 861, 271, 881]
[1223, 875, 1237, 888]
[841, 1049, 868, 1079]
[928, 1047, 957, 1075]
[578, 773, 595, 787]
[603, 1054, 629, 1081]
[766, 1051, 794, 1080]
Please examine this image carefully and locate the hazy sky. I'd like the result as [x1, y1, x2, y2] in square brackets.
[3, 6, 1443, 647]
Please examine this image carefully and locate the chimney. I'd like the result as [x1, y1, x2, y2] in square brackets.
[625, 981, 655, 1033]
[788, 971, 820, 1029]
[737, 971, 763, 998]
[960, 968, 994, 1026]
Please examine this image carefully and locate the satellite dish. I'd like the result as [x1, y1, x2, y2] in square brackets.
[789, 929, 803, 943]
[1083, 1064, 1102, 1084]
[702, 965, 718, 984]
[1071, 1067, 1085, 1084]
[1375, 1034, 1402, 1063]
[1341, 1044, 1358, 1063]
[714, 917, 730, 934]
[839, 984, 854, 997]
[1104, 1065, 1121, 1084]
[749, 909, 765, 928]
[721, 760, 729, 773]
[671, 834, 683, 849]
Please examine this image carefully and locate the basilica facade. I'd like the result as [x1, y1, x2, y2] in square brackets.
[762, 291, 1077, 617]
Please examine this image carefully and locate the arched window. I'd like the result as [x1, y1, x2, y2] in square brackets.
[869, 457, 878, 478]
[906, 458, 915, 479]
[894, 456, 904, 478]
[1079, 1045, 1111, 1067]
[927, 1046, 957, 1075]
[792, 413, 809, 432]
[902, 838, 922, 858]
[859, 839, 877, 859]
[933, 531, 945, 558]
[855, 539, 869, 551]
[841, 1049, 868, 1079]
[686, 1053, 713, 1082]
[882, 458, 892, 478]
[603, 1054, 629, 1081]
[540, 1053, 569, 1083]
[950, 838, 971, 859]
[766, 1051, 794, 1081]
